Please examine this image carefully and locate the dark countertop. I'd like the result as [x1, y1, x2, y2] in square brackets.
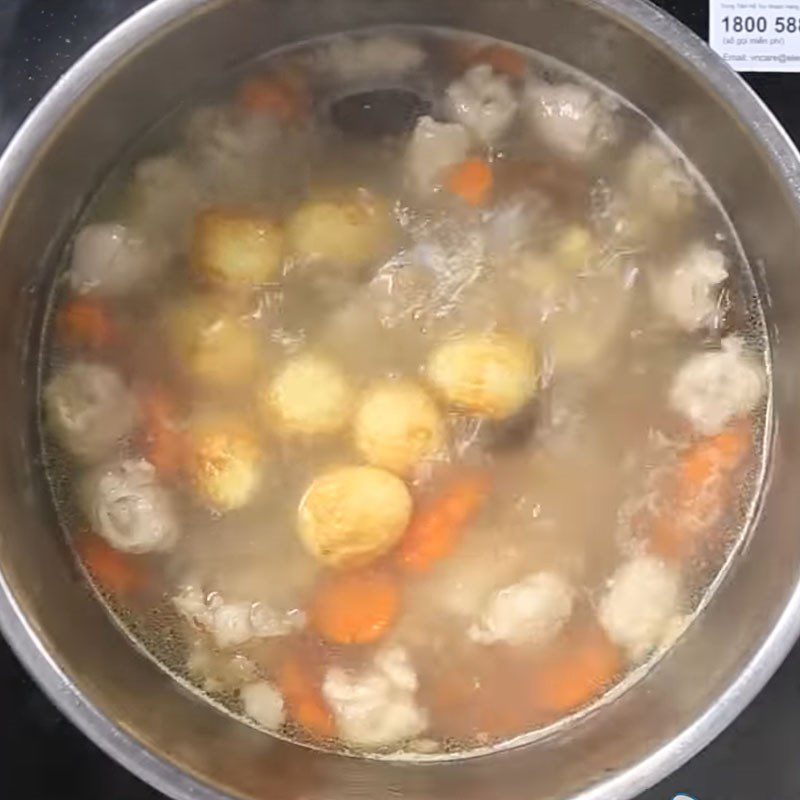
[1, 2, 798, 798]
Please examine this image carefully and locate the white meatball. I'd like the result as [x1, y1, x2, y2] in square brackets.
[322, 646, 428, 750]
[70, 223, 164, 297]
[426, 332, 538, 420]
[469, 572, 575, 646]
[315, 35, 425, 82]
[187, 415, 264, 511]
[524, 80, 615, 161]
[186, 638, 259, 693]
[598, 556, 681, 662]
[624, 139, 696, 221]
[240, 681, 286, 730]
[173, 584, 305, 649]
[298, 466, 412, 568]
[445, 65, 518, 145]
[83, 458, 179, 554]
[406, 116, 470, 191]
[669, 336, 766, 436]
[263, 353, 353, 436]
[44, 361, 137, 462]
[354, 380, 444, 476]
[652, 244, 728, 331]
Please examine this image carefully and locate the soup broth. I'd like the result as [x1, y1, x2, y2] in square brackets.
[41, 27, 769, 757]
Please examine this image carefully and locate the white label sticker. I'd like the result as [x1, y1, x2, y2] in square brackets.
[709, 0, 800, 71]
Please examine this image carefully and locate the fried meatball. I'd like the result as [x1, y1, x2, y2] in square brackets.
[287, 193, 392, 271]
[263, 353, 353, 436]
[187, 415, 264, 511]
[44, 361, 137, 462]
[354, 380, 444, 476]
[192, 208, 284, 288]
[426, 332, 537, 420]
[298, 465, 411, 568]
[167, 297, 262, 388]
[83, 458, 179, 553]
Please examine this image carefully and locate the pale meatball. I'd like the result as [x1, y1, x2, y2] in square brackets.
[354, 380, 444, 476]
[70, 223, 164, 296]
[653, 244, 728, 331]
[167, 297, 261, 388]
[186, 637, 259, 693]
[322, 646, 428, 750]
[287, 194, 392, 271]
[524, 80, 615, 160]
[192, 209, 284, 287]
[187, 415, 264, 511]
[83, 459, 179, 554]
[406, 116, 470, 190]
[469, 572, 575, 646]
[316, 35, 425, 82]
[669, 335, 766, 436]
[445, 64, 518, 145]
[624, 139, 696, 221]
[240, 681, 286, 730]
[298, 466, 412, 568]
[173, 584, 305, 648]
[263, 353, 353, 436]
[598, 556, 681, 662]
[44, 361, 137, 462]
[426, 332, 538, 420]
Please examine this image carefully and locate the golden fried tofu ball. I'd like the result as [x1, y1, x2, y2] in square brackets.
[354, 380, 444, 476]
[261, 353, 353, 436]
[298, 465, 411, 568]
[187, 414, 263, 511]
[192, 209, 284, 288]
[426, 332, 538, 420]
[167, 297, 261, 388]
[286, 193, 392, 271]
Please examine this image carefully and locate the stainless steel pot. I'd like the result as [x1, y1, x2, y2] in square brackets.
[1, 1, 799, 798]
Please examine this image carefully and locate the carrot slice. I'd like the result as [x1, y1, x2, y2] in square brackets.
[138, 387, 186, 478]
[650, 423, 752, 561]
[77, 533, 148, 597]
[310, 569, 400, 645]
[278, 652, 335, 739]
[531, 627, 621, 715]
[445, 159, 493, 207]
[237, 74, 309, 122]
[396, 473, 489, 573]
[471, 44, 527, 78]
[57, 298, 118, 350]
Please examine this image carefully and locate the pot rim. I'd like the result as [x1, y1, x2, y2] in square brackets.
[1, 1, 800, 799]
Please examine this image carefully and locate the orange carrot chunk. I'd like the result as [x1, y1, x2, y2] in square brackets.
[279, 654, 335, 739]
[77, 534, 148, 597]
[471, 44, 527, 78]
[397, 473, 489, 573]
[445, 159, 494, 207]
[57, 298, 118, 350]
[237, 75, 309, 122]
[532, 628, 621, 715]
[138, 387, 186, 478]
[310, 569, 400, 645]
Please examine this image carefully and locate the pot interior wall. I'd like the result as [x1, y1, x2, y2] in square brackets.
[1, 1, 800, 799]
